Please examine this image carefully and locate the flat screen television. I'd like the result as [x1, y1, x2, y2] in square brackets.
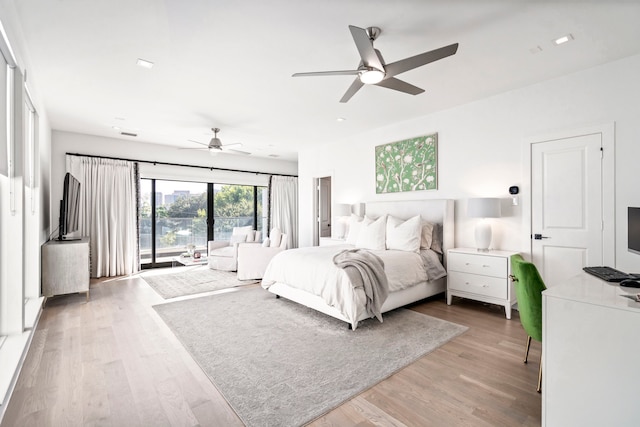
[58, 172, 81, 240]
[629, 207, 640, 255]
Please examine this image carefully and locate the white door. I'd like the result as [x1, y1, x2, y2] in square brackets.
[531, 133, 603, 287]
[319, 177, 331, 237]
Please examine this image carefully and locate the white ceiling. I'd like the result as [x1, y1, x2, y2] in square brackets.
[8, 0, 640, 161]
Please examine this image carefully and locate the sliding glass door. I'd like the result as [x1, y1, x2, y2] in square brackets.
[140, 179, 208, 266]
[140, 179, 266, 268]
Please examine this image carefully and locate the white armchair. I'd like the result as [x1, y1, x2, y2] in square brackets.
[237, 228, 288, 280]
[208, 226, 262, 271]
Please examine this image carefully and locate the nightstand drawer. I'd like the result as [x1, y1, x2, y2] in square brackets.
[448, 252, 507, 278]
[448, 271, 507, 299]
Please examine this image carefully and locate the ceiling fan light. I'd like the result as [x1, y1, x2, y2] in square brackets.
[359, 69, 385, 84]
[209, 148, 220, 156]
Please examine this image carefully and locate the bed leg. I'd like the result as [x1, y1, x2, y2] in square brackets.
[275, 294, 280, 299]
[347, 323, 352, 330]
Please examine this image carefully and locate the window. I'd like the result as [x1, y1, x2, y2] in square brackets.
[140, 178, 266, 268]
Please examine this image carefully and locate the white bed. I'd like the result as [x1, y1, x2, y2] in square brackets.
[262, 199, 454, 329]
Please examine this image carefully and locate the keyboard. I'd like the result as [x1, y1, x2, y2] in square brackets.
[583, 266, 632, 282]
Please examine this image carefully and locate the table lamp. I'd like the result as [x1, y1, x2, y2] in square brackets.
[333, 203, 351, 238]
[467, 198, 501, 251]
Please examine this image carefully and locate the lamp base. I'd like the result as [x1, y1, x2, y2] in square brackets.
[475, 220, 492, 252]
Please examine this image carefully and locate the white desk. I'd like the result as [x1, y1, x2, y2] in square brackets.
[542, 273, 640, 427]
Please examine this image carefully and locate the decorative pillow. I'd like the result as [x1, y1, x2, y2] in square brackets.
[269, 228, 282, 248]
[230, 234, 247, 244]
[232, 225, 253, 237]
[420, 220, 434, 249]
[345, 214, 364, 245]
[262, 238, 270, 247]
[386, 215, 421, 252]
[245, 231, 256, 242]
[431, 223, 443, 254]
[355, 215, 387, 250]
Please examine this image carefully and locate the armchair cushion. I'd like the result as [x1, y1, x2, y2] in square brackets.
[269, 228, 282, 248]
[230, 234, 247, 244]
[208, 240, 240, 271]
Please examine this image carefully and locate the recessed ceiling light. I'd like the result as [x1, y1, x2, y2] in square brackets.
[112, 126, 121, 130]
[553, 34, 574, 45]
[337, 117, 346, 122]
[136, 58, 154, 69]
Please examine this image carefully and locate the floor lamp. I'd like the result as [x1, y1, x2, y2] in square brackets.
[467, 198, 502, 251]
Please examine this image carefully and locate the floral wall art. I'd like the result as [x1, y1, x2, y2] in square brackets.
[375, 133, 438, 193]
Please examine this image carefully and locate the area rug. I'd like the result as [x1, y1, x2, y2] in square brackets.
[153, 288, 468, 427]
[141, 268, 258, 299]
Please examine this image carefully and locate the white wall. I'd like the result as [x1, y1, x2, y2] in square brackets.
[299, 53, 640, 272]
[50, 130, 298, 232]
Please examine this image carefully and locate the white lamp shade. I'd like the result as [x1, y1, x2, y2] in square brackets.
[467, 198, 502, 218]
[351, 203, 365, 217]
[333, 203, 351, 217]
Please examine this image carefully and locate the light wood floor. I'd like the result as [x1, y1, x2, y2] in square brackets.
[2, 272, 541, 426]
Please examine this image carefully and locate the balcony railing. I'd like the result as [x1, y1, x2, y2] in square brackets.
[140, 215, 265, 263]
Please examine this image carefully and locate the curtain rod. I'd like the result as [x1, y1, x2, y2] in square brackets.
[65, 152, 298, 178]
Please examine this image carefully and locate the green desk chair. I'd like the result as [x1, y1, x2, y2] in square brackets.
[510, 254, 546, 393]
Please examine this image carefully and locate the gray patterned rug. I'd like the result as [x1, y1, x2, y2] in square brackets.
[141, 268, 258, 299]
[153, 288, 467, 427]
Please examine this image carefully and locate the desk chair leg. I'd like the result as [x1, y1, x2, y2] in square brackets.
[524, 335, 532, 363]
[537, 353, 543, 393]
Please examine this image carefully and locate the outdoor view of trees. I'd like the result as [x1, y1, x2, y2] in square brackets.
[140, 180, 265, 264]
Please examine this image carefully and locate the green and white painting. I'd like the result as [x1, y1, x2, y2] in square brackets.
[375, 133, 438, 193]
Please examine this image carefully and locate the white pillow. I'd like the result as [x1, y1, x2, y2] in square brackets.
[420, 220, 434, 249]
[355, 215, 387, 250]
[262, 238, 270, 247]
[386, 215, 421, 252]
[269, 228, 282, 248]
[245, 230, 256, 242]
[233, 225, 253, 237]
[345, 214, 364, 245]
[230, 234, 247, 244]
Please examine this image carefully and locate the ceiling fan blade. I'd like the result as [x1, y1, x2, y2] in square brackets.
[179, 147, 209, 150]
[375, 77, 424, 95]
[340, 77, 364, 103]
[222, 142, 242, 148]
[187, 139, 209, 147]
[293, 70, 360, 77]
[384, 43, 459, 77]
[349, 25, 384, 71]
[227, 149, 251, 155]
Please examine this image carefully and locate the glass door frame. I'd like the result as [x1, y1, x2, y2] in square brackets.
[141, 178, 265, 269]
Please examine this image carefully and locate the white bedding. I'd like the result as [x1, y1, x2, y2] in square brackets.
[261, 244, 446, 323]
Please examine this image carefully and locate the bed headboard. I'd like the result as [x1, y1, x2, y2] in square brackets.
[364, 199, 455, 266]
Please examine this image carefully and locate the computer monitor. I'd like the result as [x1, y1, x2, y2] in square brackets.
[629, 207, 640, 255]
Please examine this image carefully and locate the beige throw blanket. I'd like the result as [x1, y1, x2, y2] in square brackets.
[333, 249, 389, 322]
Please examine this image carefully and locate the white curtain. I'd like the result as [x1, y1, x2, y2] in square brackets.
[66, 155, 139, 278]
[269, 176, 298, 248]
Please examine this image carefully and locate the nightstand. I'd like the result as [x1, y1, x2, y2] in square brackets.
[319, 237, 347, 247]
[446, 248, 519, 319]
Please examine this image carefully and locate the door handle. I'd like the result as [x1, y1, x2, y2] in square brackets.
[533, 234, 550, 240]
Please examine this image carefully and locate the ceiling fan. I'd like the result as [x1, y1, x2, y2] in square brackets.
[182, 127, 250, 155]
[292, 25, 458, 103]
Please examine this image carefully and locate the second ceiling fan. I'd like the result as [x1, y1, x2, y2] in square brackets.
[293, 25, 459, 103]
[183, 128, 250, 155]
